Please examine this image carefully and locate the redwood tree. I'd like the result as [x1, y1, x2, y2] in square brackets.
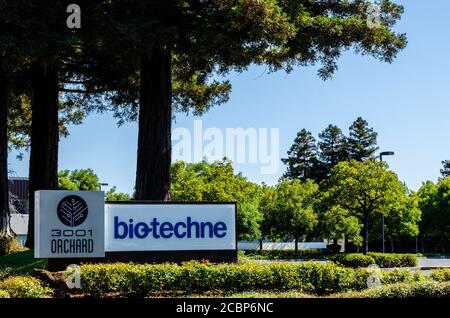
[0, 53, 12, 239]
[85, 0, 407, 201]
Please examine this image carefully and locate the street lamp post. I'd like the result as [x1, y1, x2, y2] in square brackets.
[379, 151, 395, 253]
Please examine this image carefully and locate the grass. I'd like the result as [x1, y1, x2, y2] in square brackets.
[0, 250, 46, 280]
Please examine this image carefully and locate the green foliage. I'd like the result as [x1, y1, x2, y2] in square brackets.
[106, 186, 131, 201]
[430, 269, 450, 282]
[380, 269, 422, 285]
[330, 253, 417, 268]
[368, 253, 417, 268]
[81, 0, 406, 120]
[316, 201, 363, 245]
[0, 289, 9, 298]
[242, 249, 329, 260]
[282, 118, 378, 184]
[347, 117, 379, 161]
[282, 129, 318, 181]
[58, 169, 100, 191]
[418, 178, 450, 241]
[79, 261, 367, 297]
[380, 189, 421, 242]
[260, 179, 318, 242]
[329, 254, 375, 268]
[0, 236, 28, 257]
[78, 261, 423, 297]
[327, 160, 405, 253]
[0, 276, 51, 298]
[441, 160, 450, 179]
[171, 159, 262, 240]
[333, 281, 450, 298]
[318, 124, 349, 179]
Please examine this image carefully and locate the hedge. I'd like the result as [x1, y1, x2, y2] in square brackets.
[0, 276, 51, 298]
[430, 269, 450, 282]
[329, 254, 375, 268]
[242, 249, 328, 260]
[329, 253, 417, 268]
[77, 261, 417, 297]
[368, 253, 417, 268]
[333, 281, 450, 298]
[0, 290, 9, 298]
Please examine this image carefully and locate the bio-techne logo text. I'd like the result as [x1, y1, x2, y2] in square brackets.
[113, 216, 228, 240]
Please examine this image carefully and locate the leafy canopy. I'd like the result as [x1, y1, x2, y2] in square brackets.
[170, 159, 263, 240]
[260, 179, 318, 241]
[327, 160, 404, 219]
[77, 0, 406, 120]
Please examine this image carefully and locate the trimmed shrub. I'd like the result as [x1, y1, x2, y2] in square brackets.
[368, 253, 417, 268]
[333, 281, 450, 298]
[243, 249, 328, 260]
[329, 254, 375, 268]
[329, 253, 417, 268]
[0, 290, 10, 298]
[430, 269, 450, 282]
[0, 276, 51, 298]
[78, 261, 419, 297]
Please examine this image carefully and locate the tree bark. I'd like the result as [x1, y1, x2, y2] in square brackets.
[25, 63, 59, 248]
[294, 237, 298, 256]
[135, 44, 172, 201]
[0, 54, 12, 238]
[362, 212, 369, 255]
[344, 236, 349, 253]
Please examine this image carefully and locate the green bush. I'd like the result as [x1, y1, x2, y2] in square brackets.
[368, 253, 417, 268]
[329, 254, 375, 268]
[0, 276, 51, 298]
[78, 261, 419, 297]
[333, 281, 450, 298]
[329, 253, 417, 268]
[430, 269, 450, 282]
[242, 249, 328, 260]
[0, 236, 28, 257]
[0, 289, 10, 298]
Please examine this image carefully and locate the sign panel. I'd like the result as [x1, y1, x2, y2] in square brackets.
[105, 203, 236, 252]
[35, 190, 105, 258]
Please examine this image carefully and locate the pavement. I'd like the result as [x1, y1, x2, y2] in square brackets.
[418, 257, 450, 269]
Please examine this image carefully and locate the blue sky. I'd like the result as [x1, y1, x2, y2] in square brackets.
[9, 0, 450, 194]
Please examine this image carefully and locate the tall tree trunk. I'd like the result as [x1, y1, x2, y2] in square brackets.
[294, 237, 298, 256]
[0, 54, 12, 238]
[344, 236, 349, 253]
[362, 212, 369, 255]
[135, 44, 172, 201]
[25, 63, 59, 248]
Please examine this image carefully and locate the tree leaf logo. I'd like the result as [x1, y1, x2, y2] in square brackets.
[57, 195, 89, 227]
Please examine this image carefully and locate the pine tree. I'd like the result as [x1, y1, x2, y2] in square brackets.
[441, 160, 450, 179]
[318, 124, 349, 177]
[282, 129, 319, 182]
[347, 117, 379, 161]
